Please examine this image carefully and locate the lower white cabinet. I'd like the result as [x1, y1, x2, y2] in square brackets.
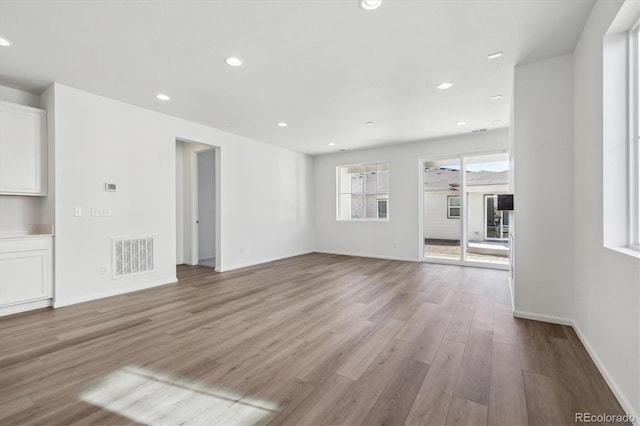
[0, 236, 53, 315]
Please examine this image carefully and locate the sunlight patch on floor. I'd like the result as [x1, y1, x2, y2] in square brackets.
[80, 365, 278, 425]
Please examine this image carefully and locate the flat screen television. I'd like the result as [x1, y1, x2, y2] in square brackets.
[497, 194, 514, 211]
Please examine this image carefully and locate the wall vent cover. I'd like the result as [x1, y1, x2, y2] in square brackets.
[112, 236, 155, 278]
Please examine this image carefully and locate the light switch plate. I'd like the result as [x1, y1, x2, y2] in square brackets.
[91, 208, 112, 217]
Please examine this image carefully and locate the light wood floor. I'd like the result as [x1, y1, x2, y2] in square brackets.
[0, 253, 627, 425]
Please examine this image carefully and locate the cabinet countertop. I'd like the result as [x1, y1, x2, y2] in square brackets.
[0, 232, 54, 240]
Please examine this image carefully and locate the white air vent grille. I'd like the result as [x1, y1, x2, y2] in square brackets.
[112, 236, 155, 278]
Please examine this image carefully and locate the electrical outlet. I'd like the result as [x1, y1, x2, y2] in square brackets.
[74, 207, 82, 217]
[100, 264, 107, 275]
[392, 242, 397, 248]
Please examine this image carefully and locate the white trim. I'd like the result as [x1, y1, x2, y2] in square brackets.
[53, 277, 177, 308]
[572, 322, 639, 426]
[0, 298, 51, 317]
[313, 250, 419, 263]
[511, 310, 639, 424]
[216, 251, 316, 272]
[422, 256, 509, 271]
[512, 310, 573, 325]
[629, 23, 640, 250]
[606, 245, 640, 258]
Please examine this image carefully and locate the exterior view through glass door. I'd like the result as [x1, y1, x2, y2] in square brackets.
[423, 152, 510, 267]
[484, 195, 509, 240]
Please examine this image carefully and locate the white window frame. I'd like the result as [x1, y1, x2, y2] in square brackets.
[447, 195, 460, 219]
[630, 22, 640, 250]
[337, 161, 389, 221]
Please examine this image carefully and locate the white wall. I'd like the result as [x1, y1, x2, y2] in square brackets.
[424, 191, 460, 240]
[0, 85, 47, 233]
[314, 129, 509, 261]
[573, 0, 639, 418]
[51, 83, 314, 306]
[512, 54, 575, 322]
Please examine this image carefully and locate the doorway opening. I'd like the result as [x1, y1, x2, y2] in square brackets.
[197, 149, 216, 268]
[175, 140, 220, 270]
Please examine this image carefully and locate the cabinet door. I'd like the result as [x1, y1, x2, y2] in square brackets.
[0, 248, 52, 306]
[0, 102, 46, 195]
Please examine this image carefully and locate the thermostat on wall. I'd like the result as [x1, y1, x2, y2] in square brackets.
[105, 183, 117, 192]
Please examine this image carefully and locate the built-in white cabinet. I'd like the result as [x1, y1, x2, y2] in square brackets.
[0, 101, 47, 196]
[0, 236, 53, 315]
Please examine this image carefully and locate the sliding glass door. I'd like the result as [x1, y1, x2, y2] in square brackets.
[423, 158, 462, 260]
[422, 152, 510, 267]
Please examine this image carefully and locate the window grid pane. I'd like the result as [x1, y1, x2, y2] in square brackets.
[338, 162, 389, 220]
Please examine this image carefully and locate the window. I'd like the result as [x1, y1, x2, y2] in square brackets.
[338, 162, 389, 220]
[632, 24, 640, 249]
[447, 195, 460, 218]
[603, 13, 640, 256]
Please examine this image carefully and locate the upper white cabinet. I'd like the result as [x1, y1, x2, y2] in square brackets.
[0, 101, 47, 196]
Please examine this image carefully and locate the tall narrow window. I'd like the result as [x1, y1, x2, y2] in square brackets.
[338, 162, 389, 220]
[632, 25, 640, 249]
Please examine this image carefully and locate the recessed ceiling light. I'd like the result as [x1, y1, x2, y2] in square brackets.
[156, 94, 170, 101]
[457, 121, 467, 126]
[365, 121, 375, 126]
[225, 57, 243, 67]
[328, 142, 336, 146]
[488, 51, 503, 60]
[277, 122, 288, 127]
[490, 95, 502, 100]
[0, 37, 11, 47]
[437, 82, 453, 90]
[360, 0, 382, 10]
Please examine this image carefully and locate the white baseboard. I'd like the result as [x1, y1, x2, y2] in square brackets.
[422, 256, 509, 270]
[217, 251, 314, 272]
[512, 310, 638, 425]
[0, 298, 52, 316]
[313, 249, 420, 263]
[571, 322, 639, 426]
[512, 310, 573, 325]
[53, 277, 178, 308]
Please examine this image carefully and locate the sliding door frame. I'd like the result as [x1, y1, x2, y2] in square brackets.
[418, 148, 510, 270]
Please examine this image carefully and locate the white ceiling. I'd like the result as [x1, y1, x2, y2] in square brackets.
[0, 0, 594, 155]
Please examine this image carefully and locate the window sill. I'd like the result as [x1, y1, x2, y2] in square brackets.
[336, 219, 390, 222]
[605, 245, 640, 259]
